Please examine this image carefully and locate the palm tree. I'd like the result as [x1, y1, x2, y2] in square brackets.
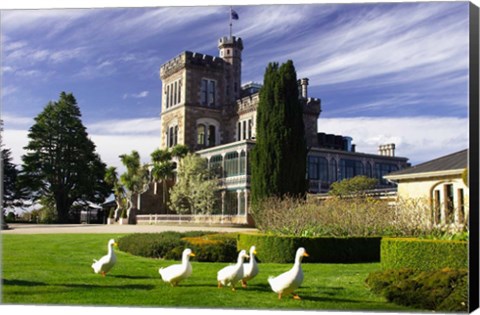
[119, 151, 149, 220]
[104, 166, 125, 221]
[151, 149, 174, 206]
[150, 145, 190, 210]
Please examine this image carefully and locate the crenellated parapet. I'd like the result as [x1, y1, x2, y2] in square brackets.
[303, 97, 322, 116]
[160, 51, 225, 79]
[218, 36, 243, 50]
[235, 93, 259, 115]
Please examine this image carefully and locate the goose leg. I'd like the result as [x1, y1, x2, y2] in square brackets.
[292, 294, 301, 300]
[101, 271, 106, 277]
[241, 280, 247, 288]
[278, 293, 282, 299]
[217, 281, 222, 288]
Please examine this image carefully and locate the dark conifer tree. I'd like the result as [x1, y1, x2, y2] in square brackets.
[251, 60, 307, 205]
[19, 92, 111, 223]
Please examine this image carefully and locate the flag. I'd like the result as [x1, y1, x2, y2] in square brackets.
[231, 9, 239, 20]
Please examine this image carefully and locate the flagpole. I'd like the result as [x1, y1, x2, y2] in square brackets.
[229, 6, 233, 39]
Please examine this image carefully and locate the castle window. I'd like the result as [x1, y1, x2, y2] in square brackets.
[237, 122, 241, 141]
[177, 79, 182, 104]
[248, 119, 252, 139]
[165, 85, 170, 108]
[197, 124, 206, 145]
[201, 79, 216, 107]
[208, 125, 216, 147]
[167, 125, 178, 148]
[208, 80, 216, 107]
[165, 79, 182, 108]
[173, 81, 178, 105]
[242, 121, 246, 140]
[201, 79, 208, 106]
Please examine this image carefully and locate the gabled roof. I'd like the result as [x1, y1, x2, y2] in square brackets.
[384, 149, 468, 180]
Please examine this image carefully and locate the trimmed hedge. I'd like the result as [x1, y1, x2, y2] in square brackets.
[366, 268, 468, 312]
[237, 233, 381, 263]
[118, 231, 238, 262]
[381, 238, 468, 270]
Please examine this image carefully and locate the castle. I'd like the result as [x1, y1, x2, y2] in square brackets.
[135, 34, 410, 225]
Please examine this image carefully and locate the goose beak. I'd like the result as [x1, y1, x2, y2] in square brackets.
[113, 242, 118, 247]
[253, 250, 257, 255]
[190, 253, 196, 257]
[303, 252, 309, 257]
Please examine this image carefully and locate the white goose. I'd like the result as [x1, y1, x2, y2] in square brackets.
[217, 250, 249, 291]
[241, 245, 259, 288]
[92, 239, 117, 277]
[159, 248, 195, 287]
[268, 247, 309, 300]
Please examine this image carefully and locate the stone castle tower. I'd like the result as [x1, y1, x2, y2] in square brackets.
[159, 36, 244, 151]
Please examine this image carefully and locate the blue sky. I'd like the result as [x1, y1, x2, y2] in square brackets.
[1, 0, 472, 171]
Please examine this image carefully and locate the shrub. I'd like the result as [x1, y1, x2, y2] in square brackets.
[238, 233, 381, 263]
[183, 233, 238, 262]
[381, 238, 468, 270]
[365, 268, 468, 312]
[118, 231, 238, 262]
[251, 195, 432, 237]
[118, 232, 187, 259]
[328, 175, 377, 197]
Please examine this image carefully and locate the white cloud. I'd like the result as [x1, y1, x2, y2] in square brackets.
[90, 133, 159, 172]
[2, 116, 160, 173]
[87, 117, 159, 135]
[317, 116, 469, 165]
[123, 91, 149, 99]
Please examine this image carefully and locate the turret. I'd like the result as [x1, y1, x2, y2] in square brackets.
[218, 36, 243, 103]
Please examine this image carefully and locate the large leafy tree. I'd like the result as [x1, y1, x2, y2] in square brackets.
[19, 92, 111, 223]
[169, 153, 218, 215]
[251, 60, 307, 205]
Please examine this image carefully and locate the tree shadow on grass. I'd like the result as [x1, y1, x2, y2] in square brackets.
[3, 278, 48, 287]
[109, 274, 152, 280]
[63, 283, 156, 290]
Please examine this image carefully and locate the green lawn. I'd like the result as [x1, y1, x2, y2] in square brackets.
[1, 234, 412, 311]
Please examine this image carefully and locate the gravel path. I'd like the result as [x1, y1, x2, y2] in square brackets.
[1, 223, 258, 234]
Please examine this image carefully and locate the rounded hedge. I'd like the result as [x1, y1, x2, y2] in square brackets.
[366, 268, 468, 312]
[237, 233, 381, 263]
[118, 231, 238, 262]
[381, 238, 468, 270]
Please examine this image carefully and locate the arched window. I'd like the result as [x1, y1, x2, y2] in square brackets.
[167, 125, 178, 148]
[208, 125, 216, 147]
[197, 124, 206, 145]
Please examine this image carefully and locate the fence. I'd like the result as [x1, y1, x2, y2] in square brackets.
[136, 214, 248, 225]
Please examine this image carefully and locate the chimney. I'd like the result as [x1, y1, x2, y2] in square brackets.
[378, 143, 396, 157]
[298, 78, 309, 98]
